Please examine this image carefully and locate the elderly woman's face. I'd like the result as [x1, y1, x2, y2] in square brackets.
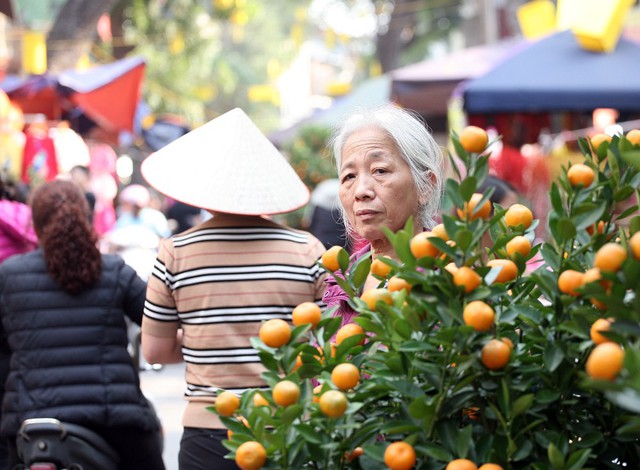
[339, 126, 420, 244]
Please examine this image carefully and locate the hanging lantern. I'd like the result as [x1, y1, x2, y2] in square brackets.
[571, 0, 632, 53]
[556, 0, 580, 31]
[247, 84, 278, 103]
[516, 1, 556, 40]
[22, 30, 47, 75]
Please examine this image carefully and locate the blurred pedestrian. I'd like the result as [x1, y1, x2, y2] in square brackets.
[0, 173, 37, 469]
[69, 164, 96, 221]
[166, 199, 203, 235]
[0, 180, 165, 470]
[478, 173, 519, 208]
[0, 174, 37, 264]
[115, 183, 171, 239]
[302, 178, 349, 250]
[140, 108, 327, 470]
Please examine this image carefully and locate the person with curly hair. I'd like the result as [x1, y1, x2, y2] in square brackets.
[0, 179, 165, 469]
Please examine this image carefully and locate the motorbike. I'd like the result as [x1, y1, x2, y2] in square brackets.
[14, 418, 120, 470]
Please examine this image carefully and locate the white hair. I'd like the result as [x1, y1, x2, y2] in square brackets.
[330, 104, 444, 232]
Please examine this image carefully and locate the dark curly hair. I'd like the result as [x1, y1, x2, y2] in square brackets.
[30, 180, 102, 294]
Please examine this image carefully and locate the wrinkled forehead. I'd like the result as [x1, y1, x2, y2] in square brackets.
[340, 127, 400, 167]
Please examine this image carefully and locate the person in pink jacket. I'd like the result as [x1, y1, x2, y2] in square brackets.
[0, 177, 37, 264]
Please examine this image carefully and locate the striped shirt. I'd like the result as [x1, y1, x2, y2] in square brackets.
[142, 214, 327, 428]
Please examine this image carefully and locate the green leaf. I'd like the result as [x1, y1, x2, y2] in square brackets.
[394, 229, 414, 265]
[455, 424, 473, 458]
[604, 389, 640, 413]
[380, 420, 421, 435]
[337, 247, 350, 273]
[499, 306, 519, 323]
[614, 185, 635, 202]
[293, 423, 323, 444]
[620, 149, 640, 169]
[399, 340, 430, 352]
[390, 380, 425, 399]
[451, 132, 470, 163]
[573, 201, 606, 231]
[510, 394, 535, 419]
[615, 417, 640, 437]
[408, 396, 431, 419]
[498, 378, 510, 416]
[416, 442, 452, 462]
[538, 243, 561, 272]
[512, 304, 543, 325]
[575, 431, 602, 448]
[446, 179, 464, 209]
[549, 183, 564, 213]
[454, 229, 474, 251]
[556, 217, 577, 242]
[281, 403, 303, 425]
[351, 256, 372, 290]
[544, 344, 564, 372]
[256, 349, 280, 372]
[565, 448, 592, 470]
[361, 444, 386, 465]
[512, 438, 533, 461]
[475, 154, 490, 183]
[436, 420, 459, 453]
[629, 215, 640, 234]
[442, 214, 461, 241]
[548, 442, 565, 470]
[460, 176, 478, 200]
[536, 389, 561, 404]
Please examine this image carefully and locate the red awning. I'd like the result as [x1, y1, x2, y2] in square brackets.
[0, 56, 146, 134]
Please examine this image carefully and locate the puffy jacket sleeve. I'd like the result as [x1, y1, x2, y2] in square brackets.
[118, 259, 147, 326]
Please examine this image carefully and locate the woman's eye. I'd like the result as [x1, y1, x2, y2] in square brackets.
[341, 173, 355, 183]
[373, 168, 388, 175]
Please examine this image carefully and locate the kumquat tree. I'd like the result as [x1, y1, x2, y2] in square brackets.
[213, 125, 640, 470]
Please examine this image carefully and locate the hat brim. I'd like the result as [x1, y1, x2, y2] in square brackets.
[141, 108, 310, 215]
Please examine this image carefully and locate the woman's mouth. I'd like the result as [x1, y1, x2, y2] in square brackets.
[356, 209, 378, 220]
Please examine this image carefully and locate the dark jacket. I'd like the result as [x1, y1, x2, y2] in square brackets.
[0, 250, 159, 437]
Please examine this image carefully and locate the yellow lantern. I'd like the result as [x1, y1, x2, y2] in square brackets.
[248, 84, 278, 103]
[556, 0, 580, 31]
[516, 1, 556, 40]
[22, 30, 47, 75]
[571, 0, 633, 53]
[326, 81, 351, 97]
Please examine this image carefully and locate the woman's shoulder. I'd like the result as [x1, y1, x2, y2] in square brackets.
[101, 253, 134, 274]
[0, 249, 43, 271]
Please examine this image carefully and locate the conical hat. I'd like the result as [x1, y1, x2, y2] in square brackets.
[141, 108, 310, 215]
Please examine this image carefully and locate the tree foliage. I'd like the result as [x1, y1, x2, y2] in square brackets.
[122, 0, 312, 128]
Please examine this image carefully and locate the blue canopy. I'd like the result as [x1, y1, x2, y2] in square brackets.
[463, 31, 640, 113]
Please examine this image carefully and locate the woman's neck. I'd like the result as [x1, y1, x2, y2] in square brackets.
[370, 238, 394, 260]
[370, 224, 424, 260]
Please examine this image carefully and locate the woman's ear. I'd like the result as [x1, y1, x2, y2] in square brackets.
[418, 171, 437, 205]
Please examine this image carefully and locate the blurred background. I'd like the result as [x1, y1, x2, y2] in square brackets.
[0, 0, 639, 235]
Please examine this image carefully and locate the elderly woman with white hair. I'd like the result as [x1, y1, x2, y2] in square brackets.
[323, 104, 444, 326]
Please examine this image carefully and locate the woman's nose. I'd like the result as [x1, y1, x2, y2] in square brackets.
[354, 175, 374, 200]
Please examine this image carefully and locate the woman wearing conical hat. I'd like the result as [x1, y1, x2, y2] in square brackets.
[140, 108, 327, 470]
